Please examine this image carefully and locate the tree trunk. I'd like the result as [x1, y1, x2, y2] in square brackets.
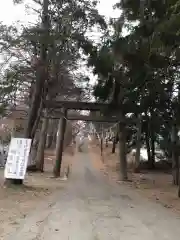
[35, 117, 49, 172]
[118, 122, 128, 181]
[31, 97, 43, 141]
[172, 124, 179, 185]
[172, 150, 179, 185]
[134, 116, 142, 172]
[105, 139, 108, 148]
[178, 157, 180, 197]
[150, 128, 155, 169]
[5, 0, 50, 186]
[100, 124, 103, 157]
[46, 134, 53, 148]
[46, 119, 54, 148]
[100, 137, 103, 156]
[145, 120, 151, 167]
[24, 0, 49, 139]
[53, 109, 67, 177]
[112, 135, 116, 153]
[51, 120, 58, 148]
[64, 122, 73, 148]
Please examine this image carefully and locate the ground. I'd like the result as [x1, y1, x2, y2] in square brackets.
[2, 146, 180, 239]
[91, 141, 180, 214]
[0, 147, 73, 239]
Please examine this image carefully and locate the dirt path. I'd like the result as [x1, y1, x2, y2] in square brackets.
[5, 151, 180, 240]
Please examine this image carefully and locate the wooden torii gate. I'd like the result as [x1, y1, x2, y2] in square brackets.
[44, 100, 136, 178]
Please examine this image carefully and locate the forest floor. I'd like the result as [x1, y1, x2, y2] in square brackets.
[0, 145, 74, 240]
[90, 142, 180, 215]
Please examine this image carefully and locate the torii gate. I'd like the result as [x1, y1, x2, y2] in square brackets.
[44, 100, 137, 178]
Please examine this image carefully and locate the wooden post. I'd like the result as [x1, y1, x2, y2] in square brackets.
[134, 115, 142, 172]
[112, 127, 118, 154]
[178, 157, 180, 197]
[100, 138, 103, 156]
[53, 108, 67, 177]
[118, 122, 128, 181]
[100, 125, 103, 157]
[46, 119, 54, 148]
[171, 124, 179, 185]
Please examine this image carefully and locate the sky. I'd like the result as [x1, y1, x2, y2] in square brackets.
[0, 0, 119, 25]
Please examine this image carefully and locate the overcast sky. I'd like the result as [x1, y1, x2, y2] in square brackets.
[0, 0, 119, 25]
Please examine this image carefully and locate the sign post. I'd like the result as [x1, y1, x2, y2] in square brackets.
[4, 138, 32, 180]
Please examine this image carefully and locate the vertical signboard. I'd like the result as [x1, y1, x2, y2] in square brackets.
[4, 138, 32, 179]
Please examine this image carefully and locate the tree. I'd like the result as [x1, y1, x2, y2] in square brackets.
[79, 0, 180, 184]
[1, 0, 106, 182]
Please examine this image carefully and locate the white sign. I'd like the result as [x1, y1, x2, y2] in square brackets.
[4, 138, 32, 179]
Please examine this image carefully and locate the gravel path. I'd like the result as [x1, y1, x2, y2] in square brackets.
[6, 152, 180, 240]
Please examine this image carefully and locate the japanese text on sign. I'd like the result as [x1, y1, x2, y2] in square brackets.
[4, 138, 32, 179]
